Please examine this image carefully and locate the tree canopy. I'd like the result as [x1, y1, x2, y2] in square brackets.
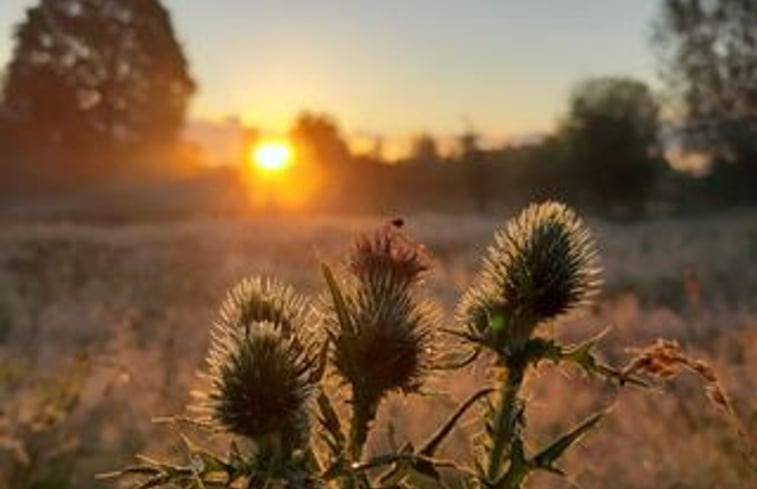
[559, 77, 662, 210]
[654, 0, 757, 163]
[289, 111, 351, 166]
[1, 0, 195, 151]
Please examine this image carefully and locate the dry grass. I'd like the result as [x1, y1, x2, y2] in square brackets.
[1, 210, 755, 488]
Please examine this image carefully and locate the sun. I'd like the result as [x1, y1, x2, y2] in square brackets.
[242, 137, 322, 210]
[251, 140, 293, 172]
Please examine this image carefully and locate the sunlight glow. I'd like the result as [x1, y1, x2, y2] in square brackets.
[252, 141, 293, 172]
[242, 137, 322, 211]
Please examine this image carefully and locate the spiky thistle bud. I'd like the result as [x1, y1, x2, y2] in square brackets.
[457, 202, 600, 353]
[194, 278, 318, 454]
[329, 224, 436, 409]
[349, 223, 430, 286]
[217, 276, 313, 337]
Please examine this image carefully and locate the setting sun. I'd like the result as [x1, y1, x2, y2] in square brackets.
[252, 141, 293, 172]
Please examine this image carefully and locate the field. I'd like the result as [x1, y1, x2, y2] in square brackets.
[1, 210, 756, 489]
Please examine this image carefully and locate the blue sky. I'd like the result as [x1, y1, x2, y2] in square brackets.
[0, 1, 660, 143]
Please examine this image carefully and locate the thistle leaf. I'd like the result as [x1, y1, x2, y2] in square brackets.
[377, 442, 414, 485]
[563, 331, 648, 387]
[419, 388, 493, 457]
[434, 346, 482, 371]
[134, 476, 173, 489]
[532, 412, 604, 471]
[311, 338, 331, 382]
[409, 456, 442, 481]
[95, 466, 161, 479]
[321, 263, 354, 334]
[316, 390, 345, 455]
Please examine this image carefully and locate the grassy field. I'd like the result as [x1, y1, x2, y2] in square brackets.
[1, 210, 756, 488]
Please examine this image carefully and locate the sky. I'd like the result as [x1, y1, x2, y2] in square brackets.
[0, 0, 661, 156]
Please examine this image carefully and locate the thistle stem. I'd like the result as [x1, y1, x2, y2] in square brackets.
[348, 394, 376, 462]
[485, 363, 525, 485]
[344, 393, 377, 489]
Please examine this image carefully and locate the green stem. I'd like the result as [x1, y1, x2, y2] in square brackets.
[348, 393, 376, 462]
[485, 364, 525, 485]
[344, 391, 377, 489]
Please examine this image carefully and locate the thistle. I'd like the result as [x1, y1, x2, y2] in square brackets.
[193, 277, 318, 456]
[101, 204, 725, 489]
[217, 276, 314, 337]
[348, 224, 430, 285]
[452, 202, 605, 488]
[324, 223, 437, 460]
[457, 201, 600, 354]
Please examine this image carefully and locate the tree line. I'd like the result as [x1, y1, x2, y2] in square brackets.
[1, 0, 756, 215]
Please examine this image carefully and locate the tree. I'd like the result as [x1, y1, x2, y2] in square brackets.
[289, 111, 350, 166]
[559, 77, 662, 212]
[408, 132, 441, 164]
[653, 0, 757, 202]
[457, 127, 482, 163]
[1, 0, 195, 151]
[456, 126, 492, 213]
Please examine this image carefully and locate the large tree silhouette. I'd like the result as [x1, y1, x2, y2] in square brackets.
[1, 0, 195, 151]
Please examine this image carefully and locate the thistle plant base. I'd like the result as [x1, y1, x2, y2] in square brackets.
[101, 202, 748, 489]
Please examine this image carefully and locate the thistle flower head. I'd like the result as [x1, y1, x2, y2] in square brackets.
[349, 223, 430, 286]
[328, 224, 436, 407]
[208, 324, 314, 445]
[194, 277, 318, 452]
[331, 286, 436, 404]
[218, 276, 312, 337]
[457, 202, 600, 351]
